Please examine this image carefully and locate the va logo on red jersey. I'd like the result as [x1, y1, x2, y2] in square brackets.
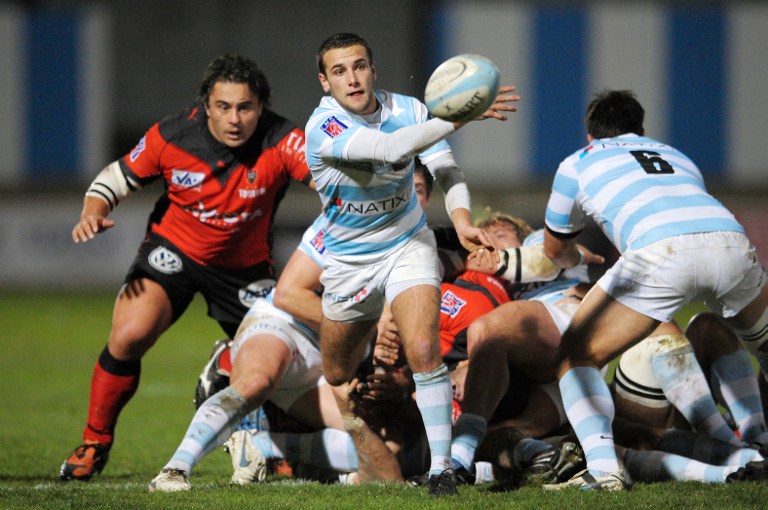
[171, 169, 205, 188]
[321, 116, 348, 138]
[440, 290, 467, 318]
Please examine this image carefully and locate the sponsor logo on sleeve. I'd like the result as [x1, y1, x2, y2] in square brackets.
[321, 116, 348, 138]
[310, 229, 326, 255]
[129, 136, 146, 162]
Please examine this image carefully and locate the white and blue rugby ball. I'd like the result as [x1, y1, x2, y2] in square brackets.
[424, 54, 500, 123]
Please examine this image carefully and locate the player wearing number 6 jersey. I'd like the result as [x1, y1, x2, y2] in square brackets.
[543, 89, 768, 491]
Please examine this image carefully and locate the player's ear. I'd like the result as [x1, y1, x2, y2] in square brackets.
[371, 62, 377, 82]
[319, 73, 331, 93]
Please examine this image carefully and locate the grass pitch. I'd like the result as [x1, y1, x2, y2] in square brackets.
[1, 291, 766, 509]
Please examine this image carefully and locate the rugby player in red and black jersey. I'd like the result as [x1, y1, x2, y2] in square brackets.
[60, 55, 314, 481]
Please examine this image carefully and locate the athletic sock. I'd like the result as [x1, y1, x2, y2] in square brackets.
[652, 343, 742, 446]
[413, 364, 454, 476]
[252, 429, 359, 472]
[710, 349, 768, 445]
[164, 386, 249, 474]
[656, 429, 761, 466]
[733, 308, 768, 356]
[622, 448, 739, 483]
[450, 413, 486, 471]
[560, 366, 620, 476]
[82, 345, 140, 445]
[513, 438, 553, 467]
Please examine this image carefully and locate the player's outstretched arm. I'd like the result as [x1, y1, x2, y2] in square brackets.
[72, 196, 115, 243]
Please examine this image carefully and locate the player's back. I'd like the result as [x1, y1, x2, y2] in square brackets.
[550, 134, 743, 252]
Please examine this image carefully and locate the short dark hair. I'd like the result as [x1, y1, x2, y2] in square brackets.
[585, 90, 645, 139]
[197, 54, 270, 106]
[414, 158, 434, 199]
[316, 33, 373, 74]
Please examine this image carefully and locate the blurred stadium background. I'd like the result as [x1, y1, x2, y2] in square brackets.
[0, 0, 766, 291]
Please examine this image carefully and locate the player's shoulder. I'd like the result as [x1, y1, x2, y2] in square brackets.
[156, 103, 207, 143]
[254, 109, 300, 149]
[377, 90, 424, 115]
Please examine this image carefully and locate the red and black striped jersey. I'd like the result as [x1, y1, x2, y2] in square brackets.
[119, 105, 311, 268]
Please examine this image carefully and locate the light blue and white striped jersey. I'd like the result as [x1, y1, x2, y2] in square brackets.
[544, 134, 744, 253]
[305, 90, 450, 258]
[297, 213, 328, 269]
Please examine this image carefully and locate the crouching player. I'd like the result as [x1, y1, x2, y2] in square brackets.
[149, 215, 361, 491]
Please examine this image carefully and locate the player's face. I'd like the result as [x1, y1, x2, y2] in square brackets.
[205, 81, 263, 148]
[485, 222, 522, 250]
[318, 45, 377, 115]
[414, 171, 430, 210]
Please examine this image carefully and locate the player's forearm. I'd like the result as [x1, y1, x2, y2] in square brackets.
[84, 161, 140, 211]
[79, 195, 112, 221]
[272, 287, 322, 330]
[345, 118, 455, 163]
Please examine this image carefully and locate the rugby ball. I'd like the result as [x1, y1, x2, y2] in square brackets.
[424, 54, 500, 123]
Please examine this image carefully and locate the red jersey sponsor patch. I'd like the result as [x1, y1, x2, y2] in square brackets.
[440, 290, 467, 318]
[321, 116, 348, 138]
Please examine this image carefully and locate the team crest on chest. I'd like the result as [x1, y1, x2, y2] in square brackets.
[321, 116, 348, 138]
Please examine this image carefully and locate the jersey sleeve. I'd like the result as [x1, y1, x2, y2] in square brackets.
[277, 127, 312, 185]
[118, 123, 166, 186]
[544, 156, 586, 235]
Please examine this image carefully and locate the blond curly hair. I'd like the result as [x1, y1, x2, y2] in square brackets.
[475, 208, 534, 241]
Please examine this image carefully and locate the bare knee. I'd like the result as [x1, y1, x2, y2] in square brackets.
[402, 336, 441, 373]
[324, 367, 354, 388]
[231, 371, 275, 407]
[108, 321, 161, 360]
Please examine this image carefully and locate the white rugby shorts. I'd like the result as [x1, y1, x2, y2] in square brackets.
[528, 284, 582, 335]
[598, 231, 765, 322]
[321, 228, 441, 322]
[231, 299, 326, 411]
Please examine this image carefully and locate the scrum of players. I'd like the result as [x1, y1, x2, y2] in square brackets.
[63, 32, 768, 497]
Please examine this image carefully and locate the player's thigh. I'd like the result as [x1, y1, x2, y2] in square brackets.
[390, 284, 441, 370]
[725, 278, 768, 331]
[472, 300, 560, 354]
[230, 334, 292, 405]
[320, 316, 377, 384]
[109, 278, 174, 358]
[561, 285, 659, 368]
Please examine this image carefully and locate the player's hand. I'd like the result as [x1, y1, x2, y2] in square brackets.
[576, 244, 605, 266]
[466, 247, 499, 274]
[455, 224, 499, 265]
[476, 85, 520, 121]
[355, 369, 410, 403]
[450, 360, 469, 402]
[72, 214, 115, 243]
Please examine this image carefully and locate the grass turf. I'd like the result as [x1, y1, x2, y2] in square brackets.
[1, 291, 766, 509]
